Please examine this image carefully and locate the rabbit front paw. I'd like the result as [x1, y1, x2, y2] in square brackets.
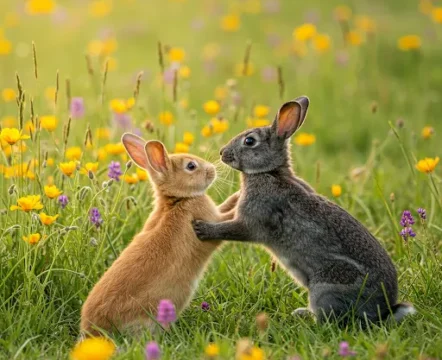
[192, 220, 215, 241]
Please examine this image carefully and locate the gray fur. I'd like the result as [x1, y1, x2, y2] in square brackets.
[194, 96, 414, 325]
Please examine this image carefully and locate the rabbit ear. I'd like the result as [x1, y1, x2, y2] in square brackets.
[272, 96, 309, 139]
[121, 133, 149, 169]
[145, 141, 170, 174]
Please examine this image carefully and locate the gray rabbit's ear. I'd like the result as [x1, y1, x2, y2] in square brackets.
[121, 133, 149, 169]
[145, 141, 170, 174]
[272, 96, 309, 139]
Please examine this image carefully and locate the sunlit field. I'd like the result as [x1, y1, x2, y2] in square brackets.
[0, 0, 441, 359]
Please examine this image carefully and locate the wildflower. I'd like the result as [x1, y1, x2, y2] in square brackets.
[256, 312, 269, 332]
[355, 15, 376, 33]
[398, 35, 421, 51]
[168, 47, 186, 63]
[261, 66, 277, 83]
[104, 143, 125, 155]
[39, 212, 59, 225]
[183, 132, 194, 146]
[58, 195, 69, 209]
[346, 31, 363, 46]
[108, 161, 122, 181]
[211, 118, 229, 134]
[145, 341, 161, 360]
[203, 100, 220, 115]
[294, 132, 316, 146]
[313, 34, 331, 53]
[400, 210, 416, 241]
[234, 62, 255, 77]
[59, 161, 77, 177]
[221, 14, 241, 32]
[40, 115, 58, 132]
[238, 346, 265, 360]
[415, 157, 439, 173]
[96, 127, 111, 140]
[112, 113, 133, 131]
[417, 208, 427, 222]
[90, 207, 103, 228]
[136, 168, 148, 181]
[331, 185, 342, 197]
[159, 111, 174, 126]
[201, 125, 212, 137]
[201, 301, 210, 311]
[338, 341, 356, 357]
[66, 147, 82, 161]
[124, 173, 139, 184]
[421, 126, 434, 139]
[2, 88, 16, 102]
[247, 118, 270, 128]
[89, 0, 113, 18]
[174, 142, 189, 153]
[0, 37, 12, 55]
[25, 0, 56, 14]
[1, 116, 17, 128]
[0, 128, 30, 145]
[205, 343, 220, 358]
[334, 5, 352, 21]
[23, 233, 41, 244]
[44, 87, 56, 101]
[10, 195, 44, 212]
[157, 299, 176, 328]
[293, 23, 317, 42]
[432, 7, 442, 23]
[70, 337, 115, 360]
[44, 184, 63, 199]
[179, 65, 191, 79]
[80, 162, 99, 175]
[254, 105, 270, 118]
[70, 97, 85, 119]
[110, 98, 131, 114]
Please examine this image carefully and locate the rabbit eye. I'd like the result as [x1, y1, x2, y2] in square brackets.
[244, 137, 256, 146]
[186, 161, 197, 171]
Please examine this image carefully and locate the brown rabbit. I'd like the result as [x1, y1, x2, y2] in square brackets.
[80, 133, 239, 336]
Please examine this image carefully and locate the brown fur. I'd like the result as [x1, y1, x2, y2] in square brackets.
[80, 134, 237, 336]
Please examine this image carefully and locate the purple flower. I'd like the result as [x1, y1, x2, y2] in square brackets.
[338, 342, 356, 357]
[417, 208, 426, 220]
[58, 195, 68, 209]
[190, 18, 205, 31]
[163, 68, 175, 85]
[261, 66, 277, 83]
[112, 112, 133, 131]
[145, 341, 161, 360]
[157, 299, 176, 328]
[108, 161, 122, 181]
[70, 97, 85, 119]
[400, 227, 416, 241]
[90, 207, 103, 228]
[336, 51, 349, 67]
[201, 301, 210, 312]
[400, 210, 415, 227]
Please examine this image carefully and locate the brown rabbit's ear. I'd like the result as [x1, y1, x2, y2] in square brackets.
[272, 96, 309, 139]
[121, 133, 149, 169]
[145, 141, 170, 174]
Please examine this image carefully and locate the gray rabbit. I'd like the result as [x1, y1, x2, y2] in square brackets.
[193, 96, 415, 325]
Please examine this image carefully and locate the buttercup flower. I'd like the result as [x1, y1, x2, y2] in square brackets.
[313, 34, 331, 53]
[183, 132, 194, 145]
[80, 162, 99, 175]
[293, 23, 317, 42]
[70, 337, 115, 360]
[108, 161, 122, 181]
[421, 126, 434, 139]
[157, 299, 176, 328]
[253, 105, 270, 118]
[2, 88, 16, 102]
[44, 184, 63, 199]
[221, 14, 241, 32]
[40, 116, 58, 132]
[10, 195, 44, 212]
[294, 132, 316, 146]
[159, 111, 174, 126]
[346, 31, 363, 46]
[168, 47, 186, 63]
[398, 35, 421, 51]
[432, 7, 442, 23]
[0, 128, 30, 145]
[23, 233, 41, 244]
[331, 185, 342, 197]
[25, 0, 56, 15]
[145, 341, 161, 360]
[66, 147, 83, 161]
[415, 157, 439, 173]
[124, 173, 139, 184]
[205, 343, 220, 357]
[334, 5, 352, 21]
[39, 212, 59, 225]
[59, 161, 77, 177]
[89, 0, 113, 18]
[203, 100, 221, 115]
[174, 142, 189, 153]
[136, 168, 148, 181]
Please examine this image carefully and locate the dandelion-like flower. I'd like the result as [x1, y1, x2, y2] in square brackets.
[58, 195, 69, 209]
[108, 161, 122, 181]
[157, 299, 176, 328]
[205, 343, 220, 358]
[338, 341, 357, 357]
[145, 341, 161, 360]
[90, 207, 103, 228]
[10, 195, 44, 212]
[70, 337, 115, 360]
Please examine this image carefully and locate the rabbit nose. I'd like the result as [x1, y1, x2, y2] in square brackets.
[219, 146, 225, 156]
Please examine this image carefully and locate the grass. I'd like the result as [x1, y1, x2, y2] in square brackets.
[0, 0, 441, 359]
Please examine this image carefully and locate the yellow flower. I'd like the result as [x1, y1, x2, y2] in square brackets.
[39, 212, 59, 225]
[293, 23, 317, 42]
[174, 142, 189, 153]
[247, 118, 270, 128]
[70, 337, 116, 360]
[203, 100, 221, 115]
[205, 343, 220, 357]
[104, 57, 117, 71]
[168, 47, 186, 63]
[254, 105, 270, 118]
[46, 158, 54, 166]
[398, 35, 421, 51]
[238, 346, 265, 360]
[346, 31, 363, 46]
[432, 7, 442, 23]
[179, 65, 191, 78]
[80, 162, 99, 175]
[0, 128, 30, 145]
[44, 184, 63, 199]
[44, 87, 56, 101]
[10, 195, 44, 212]
[96, 128, 111, 140]
[66, 147, 83, 161]
[23, 233, 41, 245]
[25, 0, 55, 14]
[136, 167, 148, 181]
[422, 126, 434, 139]
[313, 34, 331, 53]
[1, 116, 17, 127]
[221, 14, 241, 32]
[201, 125, 212, 137]
[203, 43, 221, 60]
[0, 38, 12, 55]
[211, 118, 229, 134]
[40, 115, 58, 132]
[104, 143, 125, 155]
[124, 173, 139, 184]
[159, 111, 174, 126]
[179, 99, 189, 109]
[59, 161, 77, 177]
[334, 5, 352, 21]
[331, 184, 342, 197]
[234, 62, 255, 77]
[24, 121, 35, 133]
[126, 97, 135, 109]
[183, 132, 194, 146]
[214, 86, 228, 100]
[419, 0, 433, 14]
[416, 157, 439, 173]
[2, 88, 16, 102]
[89, 0, 113, 17]
[4, 12, 20, 28]
[355, 15, 376, 33]
[109, 98, 127, 114]
[98, 148, 107, 161]
[294, 132, 316, 146]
